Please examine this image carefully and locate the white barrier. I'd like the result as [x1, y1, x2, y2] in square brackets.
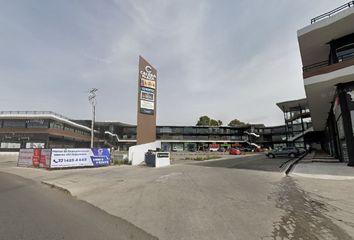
[155, 152, 170, 168]
[128, 141, 162, 166]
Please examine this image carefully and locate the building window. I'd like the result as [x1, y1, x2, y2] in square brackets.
[50, 122, 64, 129]
[196, 128, 208, 134]
[336, 43, 354, 62]
[183, 127, 196, 134]
[2, 120, 26, 128]
[26, 119, 48, 128]
[159, 127, 172, 133]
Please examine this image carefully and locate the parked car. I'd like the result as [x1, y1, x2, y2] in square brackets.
[266, 147, 300, 158]
[229, 148, 241, 155]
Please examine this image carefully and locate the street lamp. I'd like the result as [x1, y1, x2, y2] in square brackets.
[88, 88, 98, 148]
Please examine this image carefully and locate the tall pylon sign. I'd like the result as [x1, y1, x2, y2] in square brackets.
[136, 56, 157, 145]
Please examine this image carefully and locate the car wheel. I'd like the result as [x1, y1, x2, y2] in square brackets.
[289, 153, 295, 158]
[268, 154, 275, 158]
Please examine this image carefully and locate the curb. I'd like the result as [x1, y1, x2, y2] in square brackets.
[285, 153, 308, 176]
[41, 181, 72, 195]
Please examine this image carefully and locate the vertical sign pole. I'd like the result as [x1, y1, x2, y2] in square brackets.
[89, 88, 98, 148]
[136, 56, 157, 145]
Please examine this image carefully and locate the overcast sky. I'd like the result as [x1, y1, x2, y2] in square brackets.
[0, 0, 347, 126]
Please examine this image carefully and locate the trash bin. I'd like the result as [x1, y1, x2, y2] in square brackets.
[145, 150, 156, 167]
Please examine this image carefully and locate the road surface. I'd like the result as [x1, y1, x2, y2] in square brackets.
[0, 172, 157, 240]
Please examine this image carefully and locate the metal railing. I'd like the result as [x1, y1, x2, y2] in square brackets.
[303, 60, 329, 72]
[0, 111, 70, 120]
[303, 52, 354, 72]
[311, 1, 354, 24]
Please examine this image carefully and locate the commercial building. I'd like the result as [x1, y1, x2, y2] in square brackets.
[0, 111, 295, 152]
[95, 123, 291, 152]
[0, 111, 93, 150]
[297, 1, 354, 166]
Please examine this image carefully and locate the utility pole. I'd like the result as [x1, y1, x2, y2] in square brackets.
[88, 88, 98, 148]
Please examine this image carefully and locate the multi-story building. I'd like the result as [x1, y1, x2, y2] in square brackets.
[0, 111, 93, 150]
[0, 111, 292, 152]
[297, 1, 354, 166]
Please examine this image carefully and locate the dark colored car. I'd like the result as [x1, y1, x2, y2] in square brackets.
[229, 148, 241, 155]
[266, 147, 300, 158]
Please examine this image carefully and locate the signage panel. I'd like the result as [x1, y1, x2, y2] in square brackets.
[141, 87, 155, 93]
[50, 148, 110, 169]
[140, 100, 154, 110]
[17, 149, 34, 167]
[141, 91, 155, 101]
[140, 79, 156, 89]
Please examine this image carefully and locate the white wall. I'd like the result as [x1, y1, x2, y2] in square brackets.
[128, 141, 162, 166]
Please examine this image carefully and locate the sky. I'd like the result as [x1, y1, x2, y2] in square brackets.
[0, 0, 348, 126]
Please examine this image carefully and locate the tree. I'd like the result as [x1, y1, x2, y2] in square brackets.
[196, 116, 211, 126]
[210, 119, 219, 126]
[196, 116, 223, 126]
[228, 118, 246, 127]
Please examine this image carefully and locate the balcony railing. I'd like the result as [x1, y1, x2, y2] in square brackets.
[0, 111, 70, 120]
[303, 52, 354, 72]
[311, 1, 354, 24]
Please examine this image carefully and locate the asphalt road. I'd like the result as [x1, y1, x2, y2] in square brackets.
[193, 154, 293, 172]
[0, 172, 157, 240]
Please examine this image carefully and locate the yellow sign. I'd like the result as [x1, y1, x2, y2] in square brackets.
[140, 78, 156, 89]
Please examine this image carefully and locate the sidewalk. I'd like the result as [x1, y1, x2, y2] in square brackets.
[289, 152, 354, 180]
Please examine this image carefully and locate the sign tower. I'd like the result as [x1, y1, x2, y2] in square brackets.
[136, 56, 157, 144]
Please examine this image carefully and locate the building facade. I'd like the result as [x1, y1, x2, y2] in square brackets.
[297, 2, 354, 166]
[0, 111, 93, 151]
[0, 111, 294, 152]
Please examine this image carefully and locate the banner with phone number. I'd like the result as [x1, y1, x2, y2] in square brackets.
[50, 148, 110, 169]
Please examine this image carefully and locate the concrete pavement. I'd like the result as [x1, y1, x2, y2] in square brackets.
[1, 153, 354, 239]
[1, 154, 284, 240]
[0, 172, 157, 240]
[289, 152, 354, 180]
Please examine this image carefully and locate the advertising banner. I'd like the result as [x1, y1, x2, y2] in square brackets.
[40, 149, 52, 169]
[50, 148, 111, 169]
[17, 149, 34, 167]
